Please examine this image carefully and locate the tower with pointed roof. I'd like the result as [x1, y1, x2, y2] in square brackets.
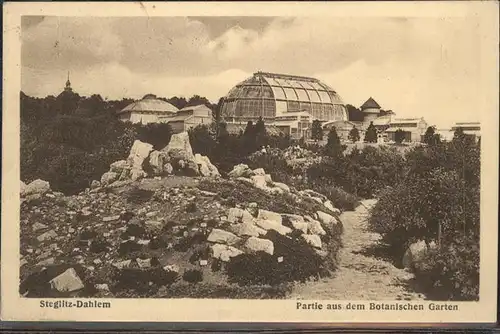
[360, 97, 381, 125]
[64, 71, 72, 92]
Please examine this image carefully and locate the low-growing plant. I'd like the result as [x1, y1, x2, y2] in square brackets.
[183, 269, 203, 283]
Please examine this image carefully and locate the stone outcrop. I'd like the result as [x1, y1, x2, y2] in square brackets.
[228, 164, 254, 179]
[244, 237, 274, 255]
[228, 222, 266, 237]
[403, 240, 437, 272]
[302, 234, 322, 249]
[207, 228, 241, 245]
[101, 172, 119, 186]
[211, 244, 243, 262]
[316, 211, 339, 227]
[255, 219, 292, 235]
[162, 132, 194, 162]
[23, 179, 51, 197]
[49, 268, 84, 293]
[194, 154, 220, 177]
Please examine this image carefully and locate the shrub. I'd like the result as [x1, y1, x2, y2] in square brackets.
[126, 188, 154, 204]
[183, 269, 203, 283]
[136, 123, 172, 150]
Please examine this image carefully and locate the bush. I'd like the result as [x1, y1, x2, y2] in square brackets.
[126, 188, 154, 204]
[183, 269, 203, 283]
[226, 230, 331, 286]
[136, 123, 172, 150]
[309, 183, 359, 212]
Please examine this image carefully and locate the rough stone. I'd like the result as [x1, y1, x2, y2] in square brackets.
[254, 219, 292, 235]
[305, 216, 326, 235]
[194, 153, 220, 177]
[127, 140, 154, 170]
[130, 168, 147, 181]
[403, 240, 437, 271]
[136, 258, 151, 269]
[207, 228, 240, 245]
[162, 132, 194, 162]
[49, 268, 84, 292]
[37, 230, 58, 242]
[257, 209, 282, 224]
[24, 179, 50, 196]
[211, 244, 244, 262]
[244, 237, 274, 255]
[228, 164, 254, 178]
[273, 182, 290, 192]
[32, 222, 48, 232]
[302, 234, 322, 249]
[90, 180, 101, 189]
[323, 200, 338, 213]
[163, 163, 174, 175]
[100, 172, 119, 186]
[102, 215, 120, 222]
[20, 181, 27, 195]
[253, 168, 265, 176]
[229, 222, 266, 237]
[148, 151, 169, 175]
[316, 211, 339, 227]
[112, 260, 132, 269]
[227, 207, 254, 223]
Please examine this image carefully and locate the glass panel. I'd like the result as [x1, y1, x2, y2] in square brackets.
[275, 78, 291, 87]
[276, 101, 287, 115]
[263, 99, 276, 118]
[269, 78, 282, 86]
[271, 86, 286, 100]
[287, 101, 300, 112]
[318, 90, 331, 103]
[311, 103, 323, 120]
[227, 87, 241, 99]
[262, 86, 274, 98]
[287, 80, 305, 89]
[308, 89, 322, 103]
[302, 82, 317, 90]
[299, 102, 312, 113]
[328, 91, 343, 104]
[295, 89, 309, 102]
[241, 86, 262, 98]
[283, 88, 298, 101]
[310, 82, 325, 90]
[324, 104, 334, 120]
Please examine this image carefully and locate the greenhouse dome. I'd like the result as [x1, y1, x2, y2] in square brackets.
[221, 72, 347, 124]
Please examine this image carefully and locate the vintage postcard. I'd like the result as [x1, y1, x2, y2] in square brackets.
[2, 1, 498, 324]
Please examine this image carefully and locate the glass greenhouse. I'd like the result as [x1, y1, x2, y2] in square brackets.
[221, 72, 347, 124]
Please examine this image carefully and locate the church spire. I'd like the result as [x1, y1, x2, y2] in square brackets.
[64, 71, 72, 92]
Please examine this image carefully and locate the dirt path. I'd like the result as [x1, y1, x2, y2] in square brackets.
[290, 199, 425, 300]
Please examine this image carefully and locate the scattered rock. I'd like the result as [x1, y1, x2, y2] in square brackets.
[49, 268, 84, 293]
[136, 258, 151, 268]
[163, 163, 174, 175]
[23, 179, 51, 196]
[90, 180, 101, 189]
[229, 222, 266, 237]
[254, 219, 292, 235]
[227, 207, 254, 223]
[36, 257, 55, 266]
[316, 211, 339, 227]
[207, 229, 240, 245]
[102, 215, 120, 222]
[162, 132, 194, 162]
[148, 151, 169, 175]
[112, 260, 132, 269]
[100, 172, 118, 186]
[110, 160, 128, 174]
[253, 168, 265, 176]
[228, 164, 254, 178]
[305, 216, 326, 235]
[273, 182, 290, 192]
[95, 283, 110, 292]
[403, 240, 437, 271]
[37, 230, 58, 242]
[32, 222, 48, 232]
[302, 234, 322, 249]
[194, 153, 220, 177]
[211, 244, 244, 262]
[128, 140, 154, 170]
[257, 209, 282, 224]
[244, 237, 274, 255]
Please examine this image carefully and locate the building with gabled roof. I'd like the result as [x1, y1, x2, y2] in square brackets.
[118, 94, 179, 124]
[159, 104, 213, 133]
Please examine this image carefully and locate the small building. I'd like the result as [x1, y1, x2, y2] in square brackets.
[118, 94, 179, 124]
[225, 123, 285, 136]
[360, 97, 382, 124]
[160, 104, 213, 133]
[385, 117, 428, 142]
[322, 120, 361, 141]
[451, 122, 481, 141]
[274, 111, 312, 139]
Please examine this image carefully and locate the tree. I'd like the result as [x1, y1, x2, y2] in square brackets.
[324, 126, 344, 157]
[423, 126, 441, 146]
[394, 129, 406, 144]
[311, 120, 323, 142]
[364, 122, 378, 143]
[346, 104, 364, 121]
[186, 95, 211, 108]
[188, 124, 216, 157]
[254, 116, 268, 149]
[348, 126, 360, 143]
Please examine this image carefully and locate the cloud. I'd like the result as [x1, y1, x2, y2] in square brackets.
[21, 15, 485, 127]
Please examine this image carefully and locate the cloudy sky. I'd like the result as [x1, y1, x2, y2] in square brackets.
[21, 15, 485, 128]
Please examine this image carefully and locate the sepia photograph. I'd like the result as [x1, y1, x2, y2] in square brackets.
[2, 1, 498, 323]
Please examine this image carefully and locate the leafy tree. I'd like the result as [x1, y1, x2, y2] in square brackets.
[346, 104, 364, 121]
[394, 129, 406, 144]
[348, 126, 360, 143]
[324, 126, 344, 158]
[255, 116, 268, 149]
[186, 95, 211, 108]
[188, 124, 217, 157]
[166, 96, 188, 110]
[364, 121, 378, 143]
[311, 120, 323, 142]
[423, 126, 441, 146]
[136, 123, 173, 150]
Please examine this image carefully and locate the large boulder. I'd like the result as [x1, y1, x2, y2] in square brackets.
[403, 240, 437, 271]
[251, 175, 268, 189]
[305, 216, 326, 236]
[130, 168, 147, 181]
[211, 244, 243, 262]
[257, 209, 282, 225]
[244, 237, 274, 255]
[162, 132, 194, 162]
[273, 182, 290, 193]
[302, 234, 322, 249]
[100, 171, 118, 186]
[207, 228, 241, 245]
[20, 181, 27, 195]
[228, 222, 267, 237]
[316, 211, 339, 227]
[49, 268, 84, 293]
[127, 140, 154, 170]
[227, 208, 254, 223]
[148, 151, 169, 175]
[282, 214, 308, 234]
[254, 219, 292, 235]
[228, 164, 254, 179]
[194, 153, 220, 177]
[23, 179, 50, 196]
